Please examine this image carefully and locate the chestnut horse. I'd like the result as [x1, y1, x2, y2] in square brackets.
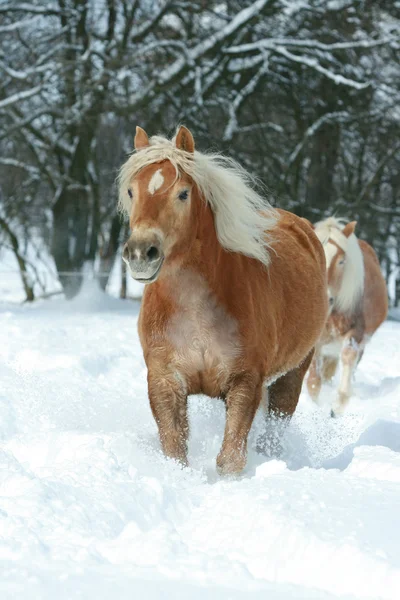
[118, 125, 327, 474]
[307, 217, 388, 417]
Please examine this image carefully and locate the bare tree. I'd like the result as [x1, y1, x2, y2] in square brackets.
[0, 0, 399, 301]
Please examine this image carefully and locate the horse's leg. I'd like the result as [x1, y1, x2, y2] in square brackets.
[307, 349, 322, 403]
[321, 356, 339, 382]
[357, 348, 365, 366]
[217, 373, 262, 475]
[331, 337, 361, 417]
[261, 349, 315, 456]
[148, 369, 189, 465]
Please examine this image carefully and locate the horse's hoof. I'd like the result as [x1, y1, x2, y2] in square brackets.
[216, 453, 246, 476]
[330, 409, 342, 419]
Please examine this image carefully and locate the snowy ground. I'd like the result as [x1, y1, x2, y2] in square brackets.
[1, 283, 400, 600]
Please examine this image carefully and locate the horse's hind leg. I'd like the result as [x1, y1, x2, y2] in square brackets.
[217, 373, 262, 475]
[259, 349, 314, 456]
[331, 337, 363, 417]
[322, 356, 339, 382]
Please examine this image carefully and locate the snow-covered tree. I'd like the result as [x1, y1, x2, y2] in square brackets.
[0, 0, 399, 301]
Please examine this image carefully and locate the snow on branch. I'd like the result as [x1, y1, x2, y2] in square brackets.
[0, 86, 43, 110]
[0, 3, 62, 15]
[118, 0, 272, 110]
[0, 16, 40, 32]
[228, 54, 264, 73]
[273, 46, 371, 90]
[283, 111, 351, 178]
[155, 0, 271, 86]
[0, 61, 51, 81]
[224, 56, 270, 141]
[132, 39, 187, 60]
[0, 157, 40, 177]
[131, 0, 173, 42]
[227, 35, 399, 55]
[189, 0, 271, 63]
[368, 203, 400, 218]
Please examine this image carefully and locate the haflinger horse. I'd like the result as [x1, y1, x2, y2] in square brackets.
[307, 217, 388, 417]
[118, 125, 328, 474]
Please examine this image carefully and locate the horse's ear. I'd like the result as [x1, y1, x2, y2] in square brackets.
[342, 221, 357, 238]
[175, 126, 195, 153]
[134, 126, 149, 150]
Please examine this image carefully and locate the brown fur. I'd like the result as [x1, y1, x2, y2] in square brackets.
[122, 127, 328, 473]
[308, 228, 388, 416]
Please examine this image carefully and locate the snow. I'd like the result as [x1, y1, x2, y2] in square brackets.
[1, 281, 400, 599]
[0, 243, 144, 303]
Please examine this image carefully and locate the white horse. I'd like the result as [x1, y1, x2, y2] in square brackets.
[308, 217, 388, 416]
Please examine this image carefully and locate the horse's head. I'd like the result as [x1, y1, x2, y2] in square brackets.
[314, 218, 363, 313]
[121, 126, 197, 283]
[324, 221, 356, 303]
[118, 125, 277, 283]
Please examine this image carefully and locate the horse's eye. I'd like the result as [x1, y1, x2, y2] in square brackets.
[128, 189, 133, 199]
[338, 259, 345, 265]
[178, 190, 189, 201]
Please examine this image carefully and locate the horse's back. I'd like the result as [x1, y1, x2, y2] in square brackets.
[275, 210, 326, 269]
[359, 240, 388, 334]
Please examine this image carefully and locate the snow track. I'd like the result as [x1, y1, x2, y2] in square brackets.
[1, 290, 399, 599]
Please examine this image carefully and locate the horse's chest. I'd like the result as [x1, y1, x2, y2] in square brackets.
[324, 312, 357, 341]
[165, 274, 241, 389]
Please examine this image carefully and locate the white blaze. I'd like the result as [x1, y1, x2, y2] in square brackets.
[148, 169, 164, 194]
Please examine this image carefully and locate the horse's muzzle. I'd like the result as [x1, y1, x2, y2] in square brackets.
[122, 235, 164, 283]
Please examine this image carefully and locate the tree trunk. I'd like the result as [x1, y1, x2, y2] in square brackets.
[305, 122, 340, 213]
[98, 213, 124, 291]
[0, 217, 34, 302]
[396, 235, 400, 308]
[120, 259, 127, 300]
[52, 186, 90, 299]
[119, 221, 130, 299]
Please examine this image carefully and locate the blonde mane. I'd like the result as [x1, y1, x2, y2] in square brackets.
[314, 216, 365, 313]
[118, 131, 278, 265]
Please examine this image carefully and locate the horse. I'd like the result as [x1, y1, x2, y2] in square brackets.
[118, 125, 328, 474]
[307, 217, 388, 417]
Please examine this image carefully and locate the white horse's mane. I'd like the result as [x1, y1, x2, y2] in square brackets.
[118, 130, 278, 265]
[314, 216, 364, 313]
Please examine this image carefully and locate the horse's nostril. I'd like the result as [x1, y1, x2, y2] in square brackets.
[147, 245, 159, 261]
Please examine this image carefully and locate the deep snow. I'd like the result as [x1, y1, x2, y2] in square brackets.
[1, 282, 400, 599]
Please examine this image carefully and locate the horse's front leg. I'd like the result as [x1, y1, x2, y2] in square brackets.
[307, 348, 322, 404]
[331, 336, 361, 417]
[217, 373, 262, 475]
[148, 367, 189, 465]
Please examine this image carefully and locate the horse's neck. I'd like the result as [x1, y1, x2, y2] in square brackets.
[194, 202, 228, 280]
[163, 202, 226, 294]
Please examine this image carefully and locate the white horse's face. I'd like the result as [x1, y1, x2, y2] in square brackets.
[324, 241, 346, 309]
